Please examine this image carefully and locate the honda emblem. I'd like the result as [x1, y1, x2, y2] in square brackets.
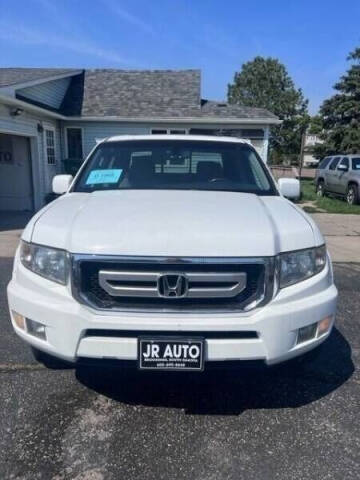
[157, 274, 188, 298]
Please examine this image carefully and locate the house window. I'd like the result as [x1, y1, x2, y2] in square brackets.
[151, 129, 167, 135]
[66, 128, 83, 159]
[45, 129, 56, 165]
[151, 128, 188, 135]
[169, 129, 186, 134]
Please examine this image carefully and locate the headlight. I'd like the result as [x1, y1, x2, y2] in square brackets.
[20, 241, 69, 285]
[280, 245, 327, 288]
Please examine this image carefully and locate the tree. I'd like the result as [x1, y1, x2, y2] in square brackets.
[308, 115, 323, 135]
[228, 56, 309, 163]
[313, 47, 360, 158]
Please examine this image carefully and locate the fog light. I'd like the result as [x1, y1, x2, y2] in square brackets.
[317, 315, 332, 336]
[297, 323, 317, 345]
[26, 318, 47, 340]
[12, 311, 26, 330]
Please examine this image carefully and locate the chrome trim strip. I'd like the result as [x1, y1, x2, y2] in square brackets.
[72, 254, 268, 264]
[99, 271, 160, 298]
[98, 270, 247, 299]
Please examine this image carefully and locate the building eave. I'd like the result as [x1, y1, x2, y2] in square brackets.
[0, 93, 66, 119]
[0, 94, 282, 125]
[66, 116, 282, 125]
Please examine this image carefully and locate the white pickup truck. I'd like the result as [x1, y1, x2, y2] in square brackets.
[8, 135, 337, 371]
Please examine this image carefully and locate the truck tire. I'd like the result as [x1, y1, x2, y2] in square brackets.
[347, 184, 359, 205]
[316, 180, 325, 197]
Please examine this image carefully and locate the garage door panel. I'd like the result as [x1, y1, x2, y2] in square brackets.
[0, 134, 33, 211]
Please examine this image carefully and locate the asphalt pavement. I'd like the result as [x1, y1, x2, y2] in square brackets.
[0, 215, 359, 479]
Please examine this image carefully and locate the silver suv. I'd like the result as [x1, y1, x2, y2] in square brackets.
[315, 155, 360, 205]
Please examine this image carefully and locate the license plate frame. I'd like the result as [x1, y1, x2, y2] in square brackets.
[138, 336, 204, 371]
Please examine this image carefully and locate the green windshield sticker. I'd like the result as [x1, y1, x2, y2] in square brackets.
[86, 169, 122, 185]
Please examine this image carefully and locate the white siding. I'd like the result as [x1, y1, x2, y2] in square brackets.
[63, 122, 149, 157]
[17, 77, 71, 109]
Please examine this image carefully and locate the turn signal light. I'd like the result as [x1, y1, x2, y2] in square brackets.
[12, 311, 26, 330]
[317, 315, 332, 336]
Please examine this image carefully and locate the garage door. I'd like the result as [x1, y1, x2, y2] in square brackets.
[0, 134, 33, 211]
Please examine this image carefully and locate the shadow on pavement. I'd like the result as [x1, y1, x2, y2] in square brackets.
[75, 327, 354, 415]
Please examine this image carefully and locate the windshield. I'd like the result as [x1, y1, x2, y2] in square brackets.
[73, 140, 277, 195]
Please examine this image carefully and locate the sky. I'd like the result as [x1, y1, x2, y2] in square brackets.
[0, 0, 359, 114]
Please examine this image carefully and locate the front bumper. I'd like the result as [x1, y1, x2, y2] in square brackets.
[7, 256, 337, 366]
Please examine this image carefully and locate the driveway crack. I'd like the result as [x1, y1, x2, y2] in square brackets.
[0, 363, 46, 372]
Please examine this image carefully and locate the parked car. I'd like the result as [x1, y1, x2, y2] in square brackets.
[7, 135, 337, 371]
[315, 154, 360, 205]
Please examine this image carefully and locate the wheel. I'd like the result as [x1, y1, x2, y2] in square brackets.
[316, 180, 325, 197]
[31, 347, 72, 369]
[346, 184, 359, 205]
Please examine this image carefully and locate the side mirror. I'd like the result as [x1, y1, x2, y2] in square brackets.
[278, 178, 300, 200]
[337, 164, 348, 172]
[52, 174, 73, 194]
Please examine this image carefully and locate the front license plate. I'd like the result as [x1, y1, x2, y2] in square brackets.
[138, 337, 204, 371]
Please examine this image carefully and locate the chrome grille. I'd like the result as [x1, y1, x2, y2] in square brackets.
[98, 270, 247, 299]
[72, 256, 276, 313]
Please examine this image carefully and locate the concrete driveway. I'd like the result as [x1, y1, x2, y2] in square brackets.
[311, 214, 360, 262]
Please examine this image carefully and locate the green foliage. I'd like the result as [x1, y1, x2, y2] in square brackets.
[299, 179, 360, 214]
[227, 56, 309, 161]
[315, 47, 360, 157]
[308, 115, 323, 135]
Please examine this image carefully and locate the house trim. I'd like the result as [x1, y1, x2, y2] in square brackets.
[68, 116, 282, 125]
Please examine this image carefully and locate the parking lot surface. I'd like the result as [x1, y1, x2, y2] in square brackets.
[0, 217, 359, 480]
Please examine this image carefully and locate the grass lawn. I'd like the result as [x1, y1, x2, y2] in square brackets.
[298, 179, 360, 214]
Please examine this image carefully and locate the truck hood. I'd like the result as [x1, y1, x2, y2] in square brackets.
[29, 190, 322, 256]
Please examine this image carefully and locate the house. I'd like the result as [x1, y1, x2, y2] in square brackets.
[0, 68, 280, 211]
[303, 133, 322, 167]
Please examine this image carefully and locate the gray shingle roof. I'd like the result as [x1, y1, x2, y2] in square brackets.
[200, 100, 278, 120]
[79, 69, 201, 118]
[0, 68, 78, 87]
[0, 68, 278, 122]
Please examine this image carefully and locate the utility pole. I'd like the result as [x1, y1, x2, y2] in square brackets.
[298, 129, 307, 180]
